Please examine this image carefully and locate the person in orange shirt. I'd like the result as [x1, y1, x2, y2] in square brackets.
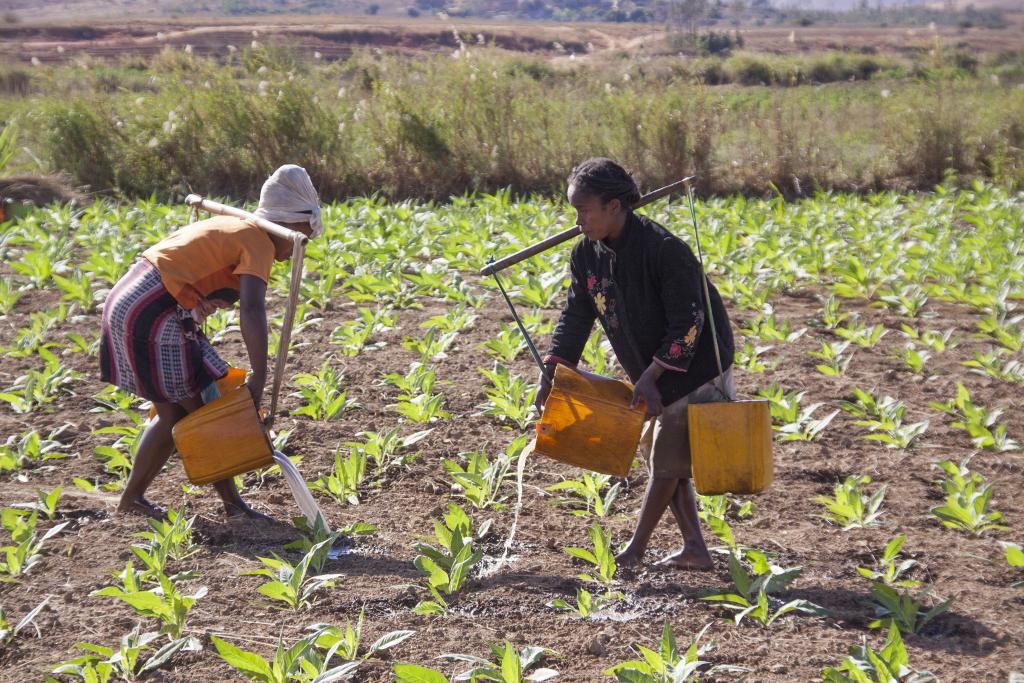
[99, 165, 322, 519]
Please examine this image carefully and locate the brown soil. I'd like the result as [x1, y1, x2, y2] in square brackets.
[0, 268, 1022, 681]
[2, 14, 1023, 65]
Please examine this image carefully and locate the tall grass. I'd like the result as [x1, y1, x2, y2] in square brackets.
[4, 46, 1023, 200]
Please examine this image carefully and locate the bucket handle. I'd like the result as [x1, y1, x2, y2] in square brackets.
[684, 184, 731, 403]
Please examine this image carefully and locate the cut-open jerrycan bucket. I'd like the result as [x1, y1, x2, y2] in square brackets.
[688, 398, 773, 495]
[534, 364, 647, 478]
[172, 384, 274, 485]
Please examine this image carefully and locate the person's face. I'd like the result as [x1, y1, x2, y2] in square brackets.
[273, 221, 314, 261]
[568, 183, 621, 242]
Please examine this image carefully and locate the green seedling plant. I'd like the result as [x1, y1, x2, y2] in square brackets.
[961, 348, 1024, 384]
[422, 304, 478, 335]
[581, 330, 615, 375]
[973, 313, 1023, 352]
[212, 627, 359, 683]
[1, 508, 68, 580]
[776, 403, 839, 442]
[892, 344, 933, 376]
[868, 582, 952, 635]
[815, 475, 886, 529]
[563, 523, 617, 587]
[392, 390, 452, 424]
[0, 277, 23, 315]
[15, 486, 62, 521]
[91, 569, 206, 641]
[0, 596, 48, 645]
[545, 472, 620, 518]
[930, 458, 1007, 536]
[308, 609, 415, 663]
[0, 427, 69, 473]
[53, 270, 100, 311]
[403, 328, 459, 361]
[478, 364, 536, 429]
[548, 587, 620, 619]
[701, 551, 826, 628]
[900, 324, 959, 352]
[10, 248, 67, 289]
[330, 307, 396, 357]
[999, 542, 1023, 589]
[843, 394, 929, 450]
[735, 340, 774, 373]
[876, 284, 930, 317]
[857, 536, 921, 589]
[202, 307, 240, 343]
[513, 272, 566, 308]
[740, 311, 806, 343]
[810, 339, 855, 376]
[347, 426, 431, 472]
[285, 516, 377, 573]
[481, 323, 528, 363]
[821, 624, 936, 683]
[242, 538, 343, 611]
[309, 445, 367, 505]
[817, 295, 850, 329]
[441, 640, 560, 682]
[52, 626, 195, 681]
[413, 503, 491, 615]
[605, 622, 747, 682]
[3, 305, 69, 357]
[64, 330, 101, 355]
[0, 347, 83, 413]
[929, 383, 1019, 452]
[755, 382, 806, 425]
[443, 439, 524, 511]
[834, 320, 888, 348]
[291, 361, 360, 421]
[139, 506, 198, 561]
[384, 362, 438, 399]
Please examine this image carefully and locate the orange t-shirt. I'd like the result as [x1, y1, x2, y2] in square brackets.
[142, 215, 276, 309]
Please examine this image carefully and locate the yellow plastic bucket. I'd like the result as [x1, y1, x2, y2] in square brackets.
[688, 399, 773, 495]
[172, 384, 273, 485]
[534, 364, 647, 478]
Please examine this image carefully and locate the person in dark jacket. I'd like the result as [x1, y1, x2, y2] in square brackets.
[535, 158, 735, 569]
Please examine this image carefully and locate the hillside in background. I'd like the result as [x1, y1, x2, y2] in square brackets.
[1, 0, 1018, 25]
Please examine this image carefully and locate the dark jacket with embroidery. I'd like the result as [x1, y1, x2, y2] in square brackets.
[544, 212, 734, 405]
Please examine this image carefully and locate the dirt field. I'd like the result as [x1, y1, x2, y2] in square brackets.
[0, 258, 1021, 680]
[2, 12, 1024, 65]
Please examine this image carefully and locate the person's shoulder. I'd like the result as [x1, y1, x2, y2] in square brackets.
[633, 213, 684, 248]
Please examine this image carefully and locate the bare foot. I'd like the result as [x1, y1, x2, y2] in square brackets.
[117, 497, 166, 519]
[615, 547, 645, 568]
[224, 501, 275, 522]
[656, 548, 714, 571]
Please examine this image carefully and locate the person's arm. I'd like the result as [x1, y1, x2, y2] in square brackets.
[238, 274, 268, 407]
[630, 238, 706, 416]
[535, 253, 596, 411]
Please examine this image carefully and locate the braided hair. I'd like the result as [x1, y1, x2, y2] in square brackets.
[567, 158, 641, 211]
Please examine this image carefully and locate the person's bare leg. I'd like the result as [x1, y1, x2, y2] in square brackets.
[657, 478, 713, 570]
[214, 478, 273, 521]
[117, 401, 185, 517]
[615, 477, 679, 567]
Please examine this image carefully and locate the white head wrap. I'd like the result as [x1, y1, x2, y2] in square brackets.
[253, 164, 323, 239]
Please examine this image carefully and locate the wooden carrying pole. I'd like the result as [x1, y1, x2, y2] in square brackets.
[184, 194, 306, 428]
[478, 176, 693, 276]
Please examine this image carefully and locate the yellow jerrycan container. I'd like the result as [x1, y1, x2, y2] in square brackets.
[172, 384, 274, 485]
[688, 398, 773, 495]
[534, 364, 647, 478]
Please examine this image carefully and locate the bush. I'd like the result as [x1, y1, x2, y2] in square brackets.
[728, 55, 775, 85]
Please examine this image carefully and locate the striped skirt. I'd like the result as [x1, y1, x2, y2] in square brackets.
[99, 259, 228, 403]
